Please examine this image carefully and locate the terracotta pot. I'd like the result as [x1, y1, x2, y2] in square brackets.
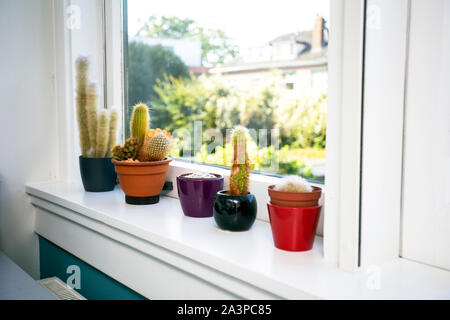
[268, 185, 322, 208]
[112, 158, 171, 205]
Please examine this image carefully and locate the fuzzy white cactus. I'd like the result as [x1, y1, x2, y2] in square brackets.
[274, 175, 313, 193]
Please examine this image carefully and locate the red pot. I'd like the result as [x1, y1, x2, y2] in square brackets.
[267, 202, 322, 252]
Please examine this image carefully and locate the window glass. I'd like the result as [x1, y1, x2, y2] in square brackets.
[124, 0, 329, 182]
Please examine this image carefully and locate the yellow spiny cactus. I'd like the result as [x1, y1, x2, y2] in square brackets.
[75, 56, 119, 158]
[75, 56, 90, 156]
[95, 110, 110, 157]
[86, 83, 98, 157]
[106, 108, 119, 157]
[138, 129, 173, 161]
[130, 103, 149, 146]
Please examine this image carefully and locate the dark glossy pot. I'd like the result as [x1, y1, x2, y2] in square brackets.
[213, 191, 257, 231]
[177, 173, 224, 218]
[79, 156, 117, 192]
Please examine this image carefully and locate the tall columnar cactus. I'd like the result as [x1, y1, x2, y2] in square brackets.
[229, 126, 251, 196]
[106, 108, 119, 157]
[138, 129, 173, 161]
[75, 56, 90, 157]
[130, 103, 149, 146]
[75, 56, 119, 158]
[95, 110, 110, 157]
[86, 83, 98, 157]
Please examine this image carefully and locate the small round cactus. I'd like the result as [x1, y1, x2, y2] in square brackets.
[274, 175, 313, 193]
[138, 129, 173, 161]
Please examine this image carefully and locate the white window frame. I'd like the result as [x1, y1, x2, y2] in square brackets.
[53, 0, 374, 272]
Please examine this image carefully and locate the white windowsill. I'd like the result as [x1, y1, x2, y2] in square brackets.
[26, 181, 450, 299]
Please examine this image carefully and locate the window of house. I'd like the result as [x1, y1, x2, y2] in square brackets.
[123, 0, 329, 183]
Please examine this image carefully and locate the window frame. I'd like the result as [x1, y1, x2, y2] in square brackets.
[54, 0, 375, 272]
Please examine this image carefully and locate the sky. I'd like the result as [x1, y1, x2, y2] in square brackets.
[127, 0, 330, 52]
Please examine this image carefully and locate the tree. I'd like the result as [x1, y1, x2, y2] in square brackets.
[126, 41, 189, 135]
[151, 75, 208, 132]
[136, 15, 238, 66]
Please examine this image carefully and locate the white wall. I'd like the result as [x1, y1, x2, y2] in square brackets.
[401, 0, 450, 270]
[0, 0, 59, 278]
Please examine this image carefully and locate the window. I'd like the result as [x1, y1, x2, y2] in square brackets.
[123, 0, 329, 182]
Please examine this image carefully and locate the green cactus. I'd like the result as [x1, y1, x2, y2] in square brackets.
[229, 126, 251, 196]
[75, 56, 90, 157]
[95, 110, 109, 157]
[130, 103, 149, 146]
[86, 83, 98, 157]
[139, 131, 172, 161]
[106, 108, 119, 157]
[112, 137, 140, 161]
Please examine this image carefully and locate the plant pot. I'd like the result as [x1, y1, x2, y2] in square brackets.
[112, 158, 171, 205]
[213, 191, 257, 231]
[267, 202, 322, 252]
[79, 156, 117, 192]
[268, 185, 322, 208]
[177, 173, 224, 218]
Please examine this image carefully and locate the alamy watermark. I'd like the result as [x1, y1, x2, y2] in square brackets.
[66, 5, 81, 30]
[66, 265, 81, 290]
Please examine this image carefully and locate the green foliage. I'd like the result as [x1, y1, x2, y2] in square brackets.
[151, 75, 207, 131]
[276, 92, 327, 149]
[126, 42, 188, 137]
[135, 15, 238, 66]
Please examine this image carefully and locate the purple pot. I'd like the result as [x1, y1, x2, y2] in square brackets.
[177, 173, 224, 218]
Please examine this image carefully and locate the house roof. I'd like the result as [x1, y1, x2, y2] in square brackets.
[211, 28, 328, 74]
[268, 30, 313, 45]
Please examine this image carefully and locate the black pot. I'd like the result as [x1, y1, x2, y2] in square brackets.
[79, 156, 117, 192]
[213, 190, 257, 231]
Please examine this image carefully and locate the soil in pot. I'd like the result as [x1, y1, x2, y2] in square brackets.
[177, 173, 224, 218]
[213, 191, 257, 231]
[267, 202, 322, 251]
[268, 185, 322, 208]
[112, 158, 171, 205]
[79, 156, 117, 192]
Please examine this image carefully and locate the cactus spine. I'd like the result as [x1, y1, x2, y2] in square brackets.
[75, 57, 90, 157]
[130, 103, 149, 146]
[106, 108, 119, 157]
[138, 129, 173, 161]
[95, 110, 109, 157]
[229, 126, 251, 196]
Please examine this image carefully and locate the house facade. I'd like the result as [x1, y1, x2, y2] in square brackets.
[210, 16, 328, 98]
